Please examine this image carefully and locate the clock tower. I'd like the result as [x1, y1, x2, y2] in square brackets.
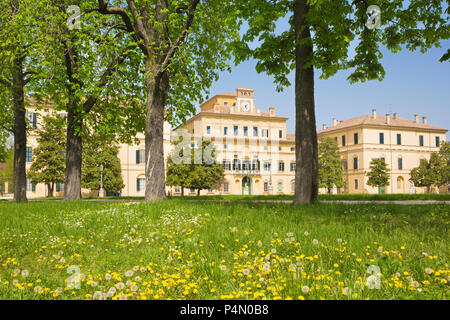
[236, 88, 255, 113]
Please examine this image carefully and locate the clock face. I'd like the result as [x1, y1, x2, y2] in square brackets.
[241, 101, 250, 111]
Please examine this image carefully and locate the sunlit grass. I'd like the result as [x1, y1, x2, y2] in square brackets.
[0, 200, 448, 300]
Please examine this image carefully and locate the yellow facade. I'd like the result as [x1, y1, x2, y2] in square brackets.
[17, 94, 447, 198]
[317, 110, 447, 194]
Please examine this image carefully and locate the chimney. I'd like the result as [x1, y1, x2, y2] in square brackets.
[269, 107, 275, 116]
[414, 114, 419, 123]
[422, 116, 427, 124]
[372, 109, 377, 119]
[393, 112, 398, 120]
[322, 124, 327, 130]
[386, 114, 391, 125]
[332, 118, 338, 127]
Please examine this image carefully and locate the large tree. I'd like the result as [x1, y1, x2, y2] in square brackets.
[0, 0, 44, 201]
[39, 1, 144, 200]
[366, 158, 390, 193]
[318, 137, 344, 193]
[234, 0, 449, 204]
[93, 0, 240, 201]
[27, 115, 66, 197]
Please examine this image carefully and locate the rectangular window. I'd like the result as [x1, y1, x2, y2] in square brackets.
[234, 125, 238, 135]
[342, 160, 348, 170]
[56, 183, 64, 192]
[436, 136, 440, 147]
[379, 132, 384, 144]
[290, 147, 295, 152]
[354, 133, 359, 145]
[398, 158, 403, 170]
[26, 147, 32, 162]
[342, 135, 346, 146]
[334, 137, 338, 142]
[278, 161, 285, 172]
[26, 112, 37, 128]
[353, 157, 358, 170]
[381, 157, 385, 162]
[263, 161, 271, 171]
[397, 133, 401, 145]
[223, 144, 227, 150]
[243, 126, 248, 136]
[26, 179, 35, 192]
[419, 135, 424, 147]
[279, 130, 282, 139]
[224, 182, 229, 193]
[278, 182, 283, 192]
[354, 179, 358, 190]
[262, 129, 268, 137]
[253, 127, 258, 137]
[206, 126, 211, 135]
[136, 150, 145, 164]
[264, 182, 268, 192]
[136, 178, 145, 191]
[174, 186, 181, 193]
[290, 162, 296, 171]
[224, 127, 228, 136]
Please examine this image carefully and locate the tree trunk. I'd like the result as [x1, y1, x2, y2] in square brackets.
[293, 0, 318, 205]
[64, 106, 82, 200]
[197, 189, 201, 196]
[47, 182, 54, 198]
[144, 61, 169, 201]
[12, 57, 27, 202]
[181, 186, 184, 196]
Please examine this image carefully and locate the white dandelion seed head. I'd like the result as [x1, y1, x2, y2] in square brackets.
[312, 239, 319, 245]
[301, 286, 310, 294]
[425, 268, 433, 275]
[125, 270, 133, 277]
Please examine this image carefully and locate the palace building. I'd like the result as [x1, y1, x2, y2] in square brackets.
[7, 89, 447, 198]
[317, 109, 448, 194]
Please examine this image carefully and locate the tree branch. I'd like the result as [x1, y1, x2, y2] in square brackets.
[83, 45, 136, 114]
[96, 0, 148, 54]
[160, 0, 200, 72]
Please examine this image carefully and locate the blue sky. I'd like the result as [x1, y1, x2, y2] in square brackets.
[206, 34, 450, 139]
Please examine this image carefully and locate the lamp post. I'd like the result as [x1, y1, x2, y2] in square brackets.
[99, 164, 104, 197]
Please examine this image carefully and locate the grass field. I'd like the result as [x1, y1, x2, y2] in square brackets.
[0, 200, 448, 300]
[26, 192, 450, 202]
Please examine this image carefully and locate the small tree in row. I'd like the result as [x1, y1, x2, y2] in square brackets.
[318, 137, 344, 193]
[367, 159, 390, 194]
[166, 139, 224, 196]
[28, 115, 65, 197]
[410, 152, 446, 193]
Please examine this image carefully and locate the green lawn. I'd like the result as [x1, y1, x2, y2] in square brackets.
[0, 200, 448, 300]
[27, 192, 450, 202]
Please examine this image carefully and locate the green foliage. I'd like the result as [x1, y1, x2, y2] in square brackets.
[438, 141, 450, 186]
[27, 115, 66, 191]
[410, 152, 447, 192]
[367, 158, 390, 192]
[0, 149, 13, 193]
[82, 133, 124, 194]
[318, 137, 344, 191]
[0, 131, 9, 162]
[234, 0, 450, 88]
[166, 139, 224, 194]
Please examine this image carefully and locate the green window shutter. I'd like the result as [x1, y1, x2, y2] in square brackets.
[31, 182, 36, 192]
[32, 113, 37, 128]
[136, 178, 140, 191]
[136, 150, 140, 164]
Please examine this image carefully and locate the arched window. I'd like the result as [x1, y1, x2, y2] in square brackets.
[278, 181, 283, 193]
